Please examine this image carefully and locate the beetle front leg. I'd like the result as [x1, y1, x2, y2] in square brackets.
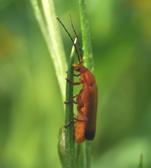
[65, 78, 81, 85]
[64, 99, 77, 104]
[66, 70, 80, 77]
[64, 119, 74, 128]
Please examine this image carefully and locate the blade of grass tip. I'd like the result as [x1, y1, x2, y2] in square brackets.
[63, 38, 77, 168]
[31, 0, 67, 100]
[79, 0, 94, 168]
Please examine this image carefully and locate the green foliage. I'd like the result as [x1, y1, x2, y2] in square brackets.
[62, 41, 76, 168]
[31, 0, 67, 100]
[0, 0, 151, 168]
[79, 0, 93, 70]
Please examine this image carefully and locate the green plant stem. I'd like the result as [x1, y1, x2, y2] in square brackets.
[79, 0, 94, 168]
[31, 0, 67, 101]
[76, 145, 85, 168]
[79, 0, 93, 70]
[85, 141, 91, 168]
[63, 39, 77, 168]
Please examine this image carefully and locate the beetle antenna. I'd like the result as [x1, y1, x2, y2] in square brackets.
[69, 15, 83, 62]
[57, 17, 81, 63]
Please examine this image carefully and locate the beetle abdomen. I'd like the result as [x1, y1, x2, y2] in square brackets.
[74, 118, 86, 143]
[85, 130, 95, 140]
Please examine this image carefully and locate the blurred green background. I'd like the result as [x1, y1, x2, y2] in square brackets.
[0, 0, 151, 168]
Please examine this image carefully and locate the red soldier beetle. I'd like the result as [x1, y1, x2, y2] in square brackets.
[57, 17, 97, 143]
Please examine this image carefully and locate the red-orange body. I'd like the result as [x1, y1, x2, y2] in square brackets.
[73, 64, 97, 143]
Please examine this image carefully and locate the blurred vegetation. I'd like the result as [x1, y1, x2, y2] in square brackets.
[0, 0, 151, 168]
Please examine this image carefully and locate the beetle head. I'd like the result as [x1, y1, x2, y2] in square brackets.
[72, 62, 87, 73]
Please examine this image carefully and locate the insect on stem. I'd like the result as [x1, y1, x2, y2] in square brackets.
[58, 16, 98, 144]
[66, 78, 81, 85]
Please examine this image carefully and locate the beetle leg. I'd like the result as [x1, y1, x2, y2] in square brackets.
[65, 71, 80, 77]
[65, 78, 81, 85]
[73, 73, 80, 77]
[64, 119, 74, 128]
[72, 94, 78, 98]
[64, 114, 87, 128]
[74, 117, 88, 122]
[65, 113, 87, 128]
[64, 99, 77, 104]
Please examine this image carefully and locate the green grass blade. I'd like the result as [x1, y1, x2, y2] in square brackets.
[79, 0, 94, 167]
[30, 0, 67, 100]
[79, 0, 93, 70]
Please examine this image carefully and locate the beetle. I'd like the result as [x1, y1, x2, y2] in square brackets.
[73, 63, 97, 143]
[57, 17, 97, 143]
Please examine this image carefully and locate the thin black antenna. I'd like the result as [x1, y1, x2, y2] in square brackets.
[69, 15, 83, 60]
[57, 17, 81, 63]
